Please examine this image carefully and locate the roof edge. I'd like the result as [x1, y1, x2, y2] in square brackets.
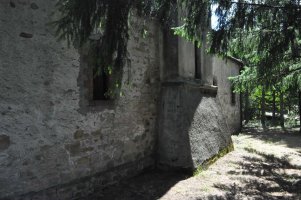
[226, 56, 244, 67]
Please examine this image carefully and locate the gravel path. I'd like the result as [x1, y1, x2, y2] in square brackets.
[89, 128, 301, 200]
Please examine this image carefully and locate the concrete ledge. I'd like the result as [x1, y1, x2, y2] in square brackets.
[161, 80, 218, 96]
[198, 85, 218, 96]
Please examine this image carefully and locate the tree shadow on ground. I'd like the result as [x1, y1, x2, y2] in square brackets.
[207, 147, 301, 200]
[84, 170, 190, 200]
[243, 127, 301, 150]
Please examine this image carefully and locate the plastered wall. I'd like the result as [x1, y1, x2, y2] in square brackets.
[213, 57, 241, 134]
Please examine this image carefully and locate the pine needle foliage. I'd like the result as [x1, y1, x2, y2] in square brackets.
[53, 0, 301, 95]
[53, 0, 211, 96]
[214, 0, 301, 80]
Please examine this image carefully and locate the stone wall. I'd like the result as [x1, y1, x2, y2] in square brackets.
[0, 1, 161, 199]
[213, 57, 242, 134]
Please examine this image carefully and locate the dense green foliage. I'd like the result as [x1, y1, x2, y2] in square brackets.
[54, 0, 301, 79]
[214, 1, 301, 129]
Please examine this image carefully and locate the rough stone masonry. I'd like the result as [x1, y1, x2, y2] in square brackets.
[0, 0, 241, 199]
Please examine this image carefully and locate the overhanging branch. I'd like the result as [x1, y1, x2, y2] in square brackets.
[230, 1, 301, 9]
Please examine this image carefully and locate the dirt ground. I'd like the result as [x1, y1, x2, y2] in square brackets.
[87, 128, 301, 200]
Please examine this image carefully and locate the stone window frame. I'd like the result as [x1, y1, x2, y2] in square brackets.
[78, 46, 115, 113]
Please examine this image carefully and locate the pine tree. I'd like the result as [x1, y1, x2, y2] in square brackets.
[54, 1, 301, 122]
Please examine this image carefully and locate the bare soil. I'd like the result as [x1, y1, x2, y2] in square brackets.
[88, 128, 301, 200]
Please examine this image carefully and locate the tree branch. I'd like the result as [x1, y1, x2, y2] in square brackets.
[287, 66, 301, 75]
[230, 1, 300, 9]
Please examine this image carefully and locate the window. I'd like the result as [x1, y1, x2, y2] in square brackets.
[213, 76, 217, 86]
[77, 44, 115, 113]
[231, 84, 236, 105]
[93, 67, 110, 100]
[194, 43, 201, 79]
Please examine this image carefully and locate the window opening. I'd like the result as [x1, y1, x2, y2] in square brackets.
[231, 84, 236, 105]
[195, 42, 201, 79]
[93, 66, 109, 100]
[213, 76, 217, 86]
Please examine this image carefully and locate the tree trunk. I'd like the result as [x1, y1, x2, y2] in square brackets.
[280, 92, 285, 129]
[261, 85, 266, 129]
[272, 90, 276, 126]
[299, 91, 301, 134]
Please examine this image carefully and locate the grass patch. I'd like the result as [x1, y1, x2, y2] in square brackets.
[193, 143, 234, 176]
[244, 147, 257, 153]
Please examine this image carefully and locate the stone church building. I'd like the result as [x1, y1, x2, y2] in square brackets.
[0, 1, 242, 199]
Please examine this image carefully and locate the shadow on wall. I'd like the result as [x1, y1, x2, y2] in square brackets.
[157, 81, 232, 171]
